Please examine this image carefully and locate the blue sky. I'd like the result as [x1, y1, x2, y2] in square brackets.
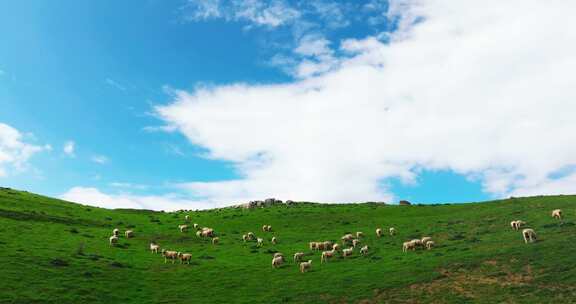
[1, 0, 575, 210]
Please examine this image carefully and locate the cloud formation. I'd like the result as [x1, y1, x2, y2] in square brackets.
[153, 0, 576, 207]
[0, 123, 47, 177]
[63, 141, 75, 157]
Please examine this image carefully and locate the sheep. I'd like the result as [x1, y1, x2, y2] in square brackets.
[179, 252, 192, 264]
[411, 239, 423, 249]
[402, 241, 415, 252]
[273, 252, 284, 259]
[196, 230, 203, 238]
[179, 224, 189, 232]
[150, 243, 160, 254]
[317, 242, 326, 251]
[376, 228, 383, 238]
[341, 234, 355, 245]
[332, 243, 340, 252]
[162, 250, 179, 264]
[323, 241, 333, 250]
[112, 228, 119, 237]
[421, 237, 432, 245]
[257, 238, 264, 247]
[293, 252, 305, 263]
[426, 241, 435, 250]
[389, 227, 396, 236]
[309, 242, 318, 250]
[352, 239, 361, 248]
[522, 228, 537, 243]
[300, 260, 312, 273]
[125, 230, 134, 238]
[247, 232, 255, 241]
[510, 220, 518, 230]
[185, 215, 190, 222]
[342, 247, 354, 258]
[272, 256, 284, 268]
[321, 249, 336, 263]
[360, 245, 369, 256]
[271, 237, 277, 245]
[212, 237, 219, 245]
[109, 235, 119, 246]
[356, 232, 364, 239]
[243, 234, 249, 242]
[552, 209, 562, 220]
[201, 228, 214, 238]
[262, 225, 272, 232]
[193, 223, 199, 229]
[511, 220, 526, 230]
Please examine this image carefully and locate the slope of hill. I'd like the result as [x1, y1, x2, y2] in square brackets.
[1, 187, 575, 303]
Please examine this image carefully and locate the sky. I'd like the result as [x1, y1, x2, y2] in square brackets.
[1, 0, 575, 210]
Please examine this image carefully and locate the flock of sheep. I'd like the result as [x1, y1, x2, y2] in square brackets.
[106, 207, 566, 273]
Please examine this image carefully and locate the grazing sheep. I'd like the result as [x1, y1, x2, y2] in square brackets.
[341, 234, 355, 245]
[317, 242, 326, 251]
[273, 252, 284, 259]
[402, 241, 415, 252]
[323, 241, 333, 250]
[243, 234, 249, 242]
[150, 243, 160, 254]
[179, 225, 189, 232]
[309, 242, 318, 251]
[342, 247, 354, 258]
[179, 252, 192, 264]
[272, 256, 284, 268]
[201, 228, 214, 238]
[300, 260, 312, 273]
[513, 220, 526, 230]
[510, 220, 518, 230]
[193, 223, 199, 229]
[271, 237, 277, 245]
[411, 239, 423, 248]
[257, 238, 264, 247]
[352, 239, 361, 248]
[376, 228, 383, 238]
[552, 209, 562, 220]
[321, 249, 336, 263]
[109, 235, 119, 246]
[389, 227, 396, 236]
[212, 237, 219, 245]
[112, 228, 119, 237]
[125, 230, 134, 238]
[522, 228, 537, 243]
[247, 232, 255, 241]
[293, 252, 305, 263]
[332, 243, 340, 252]
[356, 232, 364, 239]
[426, 241, 435, 250]
[360, 245, 369, 255]
[162, 250, 179, 264]
[185, 215, 190, 222]
[262, 225, 272, 232]
[421, 237, 432, 245]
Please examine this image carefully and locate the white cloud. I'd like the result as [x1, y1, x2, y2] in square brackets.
[63, 141, 75, 157]
[109, 182, 149, 190]
[0, 123, 47, 177]
[105, 78, 126, 91]
[60, 187, 210, 211]
[154, 0, 576, 206]
[91, 155, 109, 164]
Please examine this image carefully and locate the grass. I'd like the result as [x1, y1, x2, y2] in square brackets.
[1, 187, 576, 303]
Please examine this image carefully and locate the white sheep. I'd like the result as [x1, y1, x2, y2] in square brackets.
[201, 228, 214, 238]
[293, 252, 305, 263]
[247, 232, 255, 240]
[421, 237, 432, 245]
[196, 230, 203, 238]
[352, 239, 361, 248]
[389, 227, 396, 236]
[309, 242, 318, 250]
[179, 252, 192, 264]
[112, 228, 119, 237]
[552, 209, 562, 220]
[411, 239, 423, 248]
[271, 237, 277, 245]
[179, 224, 189, 232]
[356, 231, 364, 239]
[360, 245, 369, 255]
[257, 238, 264, 247]
[162, 250, 178, 264]
[243, 234, 249, 242]
[193, 223, 199, 229]
[185, 215, 190, 222]
[125, 230, 134, 238]
[109, 235, 119, 246]
[273, 252, 284, 259]
[332, 243, 340, 252]
[150, 243, 160, 253]
[272, 256, 284, 268]
[522, 228, 537, 243]
[321, 249, 336, 263]
[510, 220, 518, 230]
[402, 241, 415, 252]
[300, 260, 312, 273]
[322, 241, 333, 250]
[426, 241, 435, 250]
[212, 237, 219, 245]
[376, 228, 383, 238]
[342, 247, 354, 257]
[341, 234, 355, 244]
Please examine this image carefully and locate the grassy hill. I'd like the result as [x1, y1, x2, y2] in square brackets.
[1, 187, 575, 303]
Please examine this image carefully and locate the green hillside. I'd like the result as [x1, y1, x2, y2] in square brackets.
[1, 187, 575, 303]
